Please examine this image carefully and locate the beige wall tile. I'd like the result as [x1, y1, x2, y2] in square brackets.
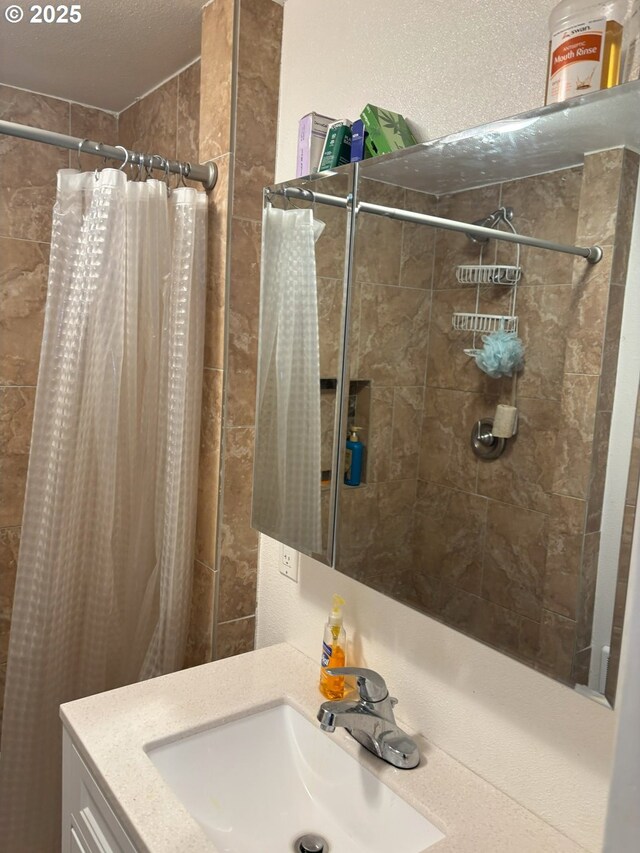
[216, 616, 255, 660]
[477, 397, 559, 515]
[419, 388, 482, 492]
[200, 0, 234, 161]
[617, 503, 636, 586]
[183, 560, 216, 668]
[564, 249, 614, 376]
[204, 154, 231, 370]
[233, 0, 283, 220]
[611, 149, 640, 286]
[196, 369, 223, 567]
[218, 427, 258, 620]
[318, 277, 343, 379]
[118, 76, 178, 162]
[432, 184, 502, 289]
[314, 177, 350, 280]
[0, 526, 20, 667]
[575, 530, 600, 650]
[400, 191, 437, 290]
[586, 409, 612, 533]
[390, 386, 424, 479]
[497, 167, 582, 286]
[598, 284, 625, 413]
[226, 218, 261, 427]
[0, 387, 35, 527]
[605, 625, 622, 703]
[176, 61, 201, 184]
[576, 149, 625, 247]
[0, 237, 48, 386]
[482, 501, 547, 621]
[516, 285, 572, 400]
[358, 284, 430, 386]
[0, 85, 68, 242]
[625, 386, 640, 507]
[426, 287, 488, 393]
[414, 481, 487, 594]
[0, 660, 6, 736]
[69, 104, 118, 169]
[543, 494, 586, 620]
[355, 182, 403, 286]
[537, 609, 576, 684]
[366, 386, 393, 483]
[553, 373, 599, 498]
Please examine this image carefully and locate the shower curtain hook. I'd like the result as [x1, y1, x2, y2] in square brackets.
[134, 152, 144, 181]
[94, 142, 108, 181]
[149, 154, 163, 181]
[115, 145, 129, 171]
[162, 158, 172, 195]
[77, 138, 89, 171]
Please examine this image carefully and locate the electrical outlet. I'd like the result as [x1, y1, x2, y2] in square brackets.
[280, 544, 299, 582]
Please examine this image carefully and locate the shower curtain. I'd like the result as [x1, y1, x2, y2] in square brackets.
[0, 168, 207, 851]
[253, 205, 324, 554]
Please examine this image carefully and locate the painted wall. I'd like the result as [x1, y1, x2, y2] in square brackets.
[258, 1, 619, 850]
[274, 0, 560, 184]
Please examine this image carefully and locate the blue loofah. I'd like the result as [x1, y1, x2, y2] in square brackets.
[475, 329, 524, 378]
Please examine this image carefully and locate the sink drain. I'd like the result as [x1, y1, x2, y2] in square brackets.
[294, 833, 328, 853]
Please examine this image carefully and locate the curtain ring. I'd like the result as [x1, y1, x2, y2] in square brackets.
[94, 142, 108, 181]
[148, 154, 163, 181]
[114, 145, 129, 171]
[77, 138, 89, 171]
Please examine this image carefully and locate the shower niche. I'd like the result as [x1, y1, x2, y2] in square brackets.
[254, 81, 640, 705]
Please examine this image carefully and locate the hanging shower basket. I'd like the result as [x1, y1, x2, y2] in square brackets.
[451, 209, 522, 357]
[452, 312, 519, 334]
[456, 263, 522, 286]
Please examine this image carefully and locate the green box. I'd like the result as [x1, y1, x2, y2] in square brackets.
[361, 104, 417, 156]
[319, 121, 353, 171]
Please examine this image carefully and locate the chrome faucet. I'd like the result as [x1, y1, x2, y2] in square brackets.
[317, 667, 420, 770]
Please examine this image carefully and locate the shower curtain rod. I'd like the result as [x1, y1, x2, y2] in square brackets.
[0, 119, 218, 190]
[269, 186, 603, 264]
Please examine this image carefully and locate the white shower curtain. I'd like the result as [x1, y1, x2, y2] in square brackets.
[253, 205, 324, 554]
[0, 168, 207, 851]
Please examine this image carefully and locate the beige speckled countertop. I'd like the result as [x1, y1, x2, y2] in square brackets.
[60, 643, 587, 853]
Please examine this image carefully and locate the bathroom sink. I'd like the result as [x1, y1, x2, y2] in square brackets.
[147, 703, 444, 853]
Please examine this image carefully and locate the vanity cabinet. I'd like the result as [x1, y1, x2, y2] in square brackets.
[62, 730, 137, 853]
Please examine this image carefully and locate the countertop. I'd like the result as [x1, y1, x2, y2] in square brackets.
[60, 643, 587, 853]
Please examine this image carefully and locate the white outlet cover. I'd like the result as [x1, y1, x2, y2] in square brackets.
[280, 545, 299, 582]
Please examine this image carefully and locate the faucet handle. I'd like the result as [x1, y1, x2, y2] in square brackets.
[324, 666, 389, 703]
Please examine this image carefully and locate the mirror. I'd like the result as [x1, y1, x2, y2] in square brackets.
[256, 81, 640, 704]
[252, 170, 352, 565]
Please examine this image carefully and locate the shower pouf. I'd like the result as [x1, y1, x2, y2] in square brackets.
[474, 329, 524, 378]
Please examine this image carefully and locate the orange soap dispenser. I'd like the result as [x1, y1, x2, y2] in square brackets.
[319, 594, 347, 700]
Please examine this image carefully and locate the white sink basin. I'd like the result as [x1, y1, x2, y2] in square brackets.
[147, 703, 444, 853]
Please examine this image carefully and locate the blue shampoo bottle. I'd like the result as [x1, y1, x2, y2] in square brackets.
[344, 427, 364, 486]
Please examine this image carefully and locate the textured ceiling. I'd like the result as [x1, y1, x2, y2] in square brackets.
[0, 0, 205, 112]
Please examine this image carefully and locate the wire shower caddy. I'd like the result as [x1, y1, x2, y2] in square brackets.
[451, 210, 522, 356]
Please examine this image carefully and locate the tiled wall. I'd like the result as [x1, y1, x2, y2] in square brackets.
[0, 1, 284, 722]
[336, 154, 637, 687]
[0, 85, 117, 731]
[195, 0, 283, 662]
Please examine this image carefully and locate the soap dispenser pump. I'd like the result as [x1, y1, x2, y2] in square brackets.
[345, 426, 364, 487]
[319, 594, 347, 700]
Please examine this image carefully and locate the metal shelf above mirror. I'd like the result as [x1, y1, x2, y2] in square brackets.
[357, 79, 640, 195]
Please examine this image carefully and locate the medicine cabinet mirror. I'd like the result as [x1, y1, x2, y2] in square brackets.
[254, 81, 640, 706]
